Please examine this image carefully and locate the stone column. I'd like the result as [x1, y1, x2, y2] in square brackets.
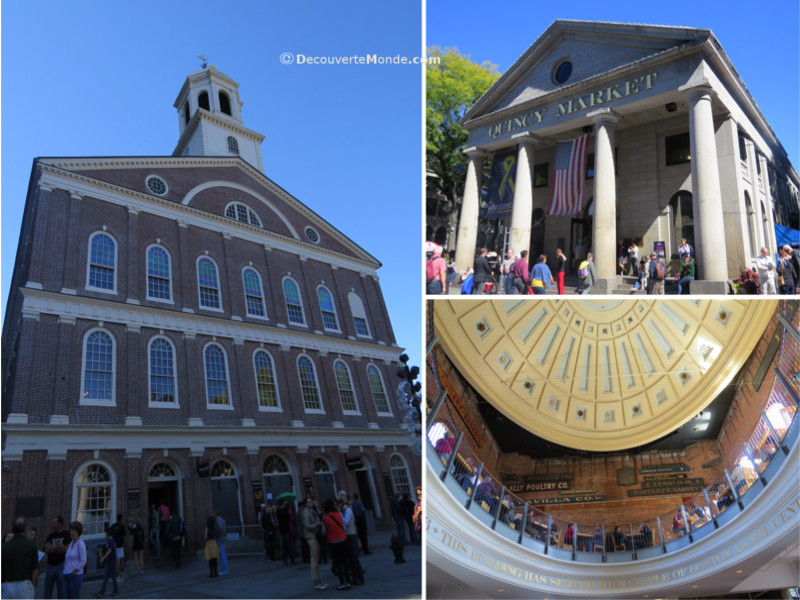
[454, 149, 486, 274]
[509, 134, 537, 257]
[588, 108, 620, 291]
[681, 84, 728, 292]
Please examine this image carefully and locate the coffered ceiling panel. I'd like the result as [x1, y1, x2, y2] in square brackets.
[434, 299, 777, 451]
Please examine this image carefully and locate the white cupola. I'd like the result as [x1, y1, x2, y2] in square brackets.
[172, 66, 266, 172]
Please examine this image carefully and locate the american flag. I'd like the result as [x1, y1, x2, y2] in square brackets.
[547, 133, 589, 215]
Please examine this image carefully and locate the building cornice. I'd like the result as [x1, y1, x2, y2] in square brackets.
[36, 162, 381, 273]
[20, 288, 402, 359]
[1, 423, 416, 460]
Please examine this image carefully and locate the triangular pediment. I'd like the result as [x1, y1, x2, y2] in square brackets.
[464, 20, 711, 123]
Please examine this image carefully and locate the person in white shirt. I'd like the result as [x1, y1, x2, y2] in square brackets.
[755, 246, 777, 295]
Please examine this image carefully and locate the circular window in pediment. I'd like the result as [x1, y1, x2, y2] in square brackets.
[305, 226, 320, 244]
[552, 59, 573, 85]
[146, 175, 168, 196]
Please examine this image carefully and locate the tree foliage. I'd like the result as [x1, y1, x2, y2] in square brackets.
[426, 47, 499, 215]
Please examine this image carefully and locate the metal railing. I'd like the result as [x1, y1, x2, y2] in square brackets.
[427, 310, 800, 562]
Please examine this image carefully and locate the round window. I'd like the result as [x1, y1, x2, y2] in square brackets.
[305, 226, 320, 244]
[552, 60, 573, 85]
[146, 175, 168, 196]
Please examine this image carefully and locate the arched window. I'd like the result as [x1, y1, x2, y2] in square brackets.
[317, 285, 339, 331]
[219, 91, 232, 116]
[367, 364, 391, 414]
[297, 355, 322, 412]
[283, 278, 306, 325]
[225, 202, 262, 227]
[74, 463, 113, 538]
[204, 343, 231, 408]
[210, 459, 236, 478]
[227, 136, 239, 154]
[197, 257, 222, 310]
[389, 454, 413, 498]
[334, 360, 359, 413]
[198, 91, 210, 111]
[254, 349, 279, 410]
[87, 232, 117, 292]
[347, 292, 370, 337]
[146, 245, 172, 301]
[761, 201, 771, 250]
[183, 103, 190, 125]
[243, 268, 267, 318]
[81, 329, 115, 405]
[149, 337, 177, 406]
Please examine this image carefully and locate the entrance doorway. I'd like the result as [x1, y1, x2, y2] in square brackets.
[210, 459, 242, 529]
[147, 462, 182, 518]
[314, 458, 337, 502]
[262, 455, 294, 506]
[355, 465, 381, 518]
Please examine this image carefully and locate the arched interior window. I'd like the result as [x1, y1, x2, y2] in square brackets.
[87, 232, 117, 292]
[243, 268, 266, 318]
[204, 344, 231, 406]
[367, 364, 391, 414]
[317, 286, 339, 331]
[297, 355, 322, 411]
[75, 463, 113, 537]
[149, 337, 177, 405]
[348, 292, 370, 337]
[227, 136, 239, 154]
[219, 91, 232, 115]
[198, 91, 210, 111]
[254, 349, 279, 409]
[82, 330, 115, 404]
[334, 360, 358, 412]
[147, 246, 171, 301]
[210, 459, 236, 478]
[283, 279, 306, 325]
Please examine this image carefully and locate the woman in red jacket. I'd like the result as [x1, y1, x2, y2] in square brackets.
[322, 499, 350, 591]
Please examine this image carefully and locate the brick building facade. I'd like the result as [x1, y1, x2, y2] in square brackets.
[1, 66, 420, 567]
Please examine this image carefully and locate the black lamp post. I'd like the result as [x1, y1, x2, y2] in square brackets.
[396, 353, 422, 436]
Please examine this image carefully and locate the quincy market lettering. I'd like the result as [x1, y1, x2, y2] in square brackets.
[429, 493, 800, 592]
[488, 72, 658, 140]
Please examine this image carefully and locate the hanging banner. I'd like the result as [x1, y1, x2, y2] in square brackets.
[484, 150, 516, 219]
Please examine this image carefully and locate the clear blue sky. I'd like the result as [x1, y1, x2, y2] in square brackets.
[428, 0, 799, 170]
[1, 1, 423, 369]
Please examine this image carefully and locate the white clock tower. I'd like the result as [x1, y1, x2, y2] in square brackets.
[173, 66, 266, 173]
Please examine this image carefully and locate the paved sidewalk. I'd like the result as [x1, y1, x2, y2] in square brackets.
[35, 542, 422, 599]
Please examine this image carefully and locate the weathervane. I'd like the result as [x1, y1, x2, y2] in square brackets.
[198, 54, 209, 69]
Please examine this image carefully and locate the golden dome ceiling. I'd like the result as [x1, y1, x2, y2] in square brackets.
[434, 299, 777, 452]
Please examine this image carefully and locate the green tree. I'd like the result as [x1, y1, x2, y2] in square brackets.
[426, 47, 499, 222]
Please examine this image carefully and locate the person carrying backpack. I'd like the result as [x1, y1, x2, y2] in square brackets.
[648, 253, 666, 295]
[577, 252, 596, 295]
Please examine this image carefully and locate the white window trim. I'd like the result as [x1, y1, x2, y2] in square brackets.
[389, 453, 414, 500]
[72, 461, 116, 542]
[79, 327, 116, 407]
[204, 342, 234, 410]
[243, 267, 269, 321]
[297, 354, 325, 414]
[367, 363, 393, 416]
[317, 285, 341, 333]
[145, 244, 174, 304]
[148, 335, 179, 409]
[282, 276, 308, 327]
[253, 349, 282, 412]
[197, 256, 224, 313]
[333, 359, 361, 415]
[85, 231, 119, 295]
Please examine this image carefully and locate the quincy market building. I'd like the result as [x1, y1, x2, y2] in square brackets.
[453, 20, 800, 294]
